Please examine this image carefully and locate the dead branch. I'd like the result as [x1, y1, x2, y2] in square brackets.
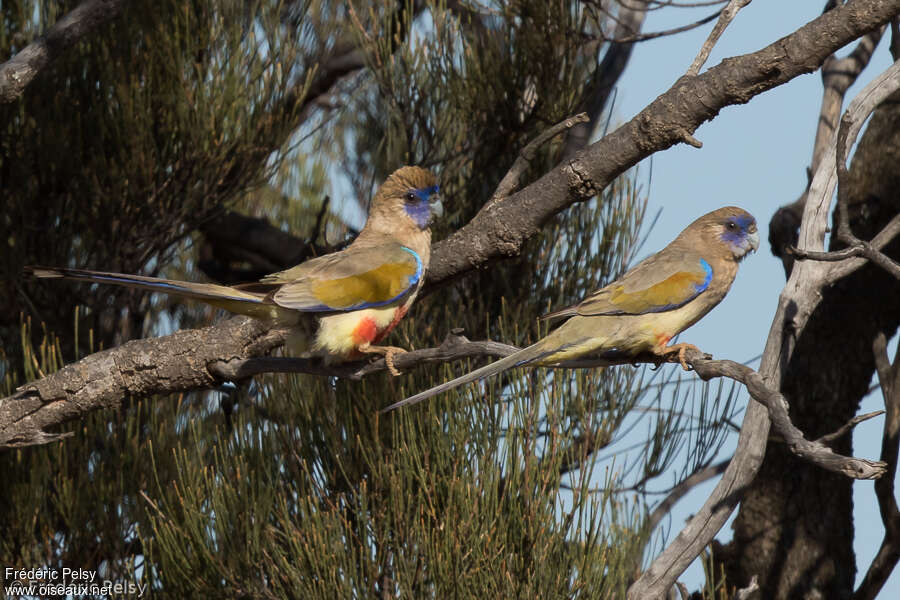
[686, 0, 752, 76]
[0, 317, 287, 448]
[0, 0, 125, 104]
[213, 336, 890, 482]
[852, 333, 900, 600]
[490, 113, 590, 204]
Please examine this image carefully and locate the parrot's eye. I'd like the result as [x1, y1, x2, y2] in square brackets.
[404, 191, 417, 203]
[726, 221, 737, 230]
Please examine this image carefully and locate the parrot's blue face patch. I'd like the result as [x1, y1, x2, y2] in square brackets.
[719, 214, 759, 259]
[403, 185, 441, 229]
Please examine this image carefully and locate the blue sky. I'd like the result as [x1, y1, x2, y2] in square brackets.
[613, 2, 898, 594]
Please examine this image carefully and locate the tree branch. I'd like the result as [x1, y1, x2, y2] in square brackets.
[0, 317, 287, 448]
[852, 333, 900, 600]
[686, 0, 752, 76]
[490, 112, 589, 204]
[209, 336, 890, 482]
[0, 0, 125, 104]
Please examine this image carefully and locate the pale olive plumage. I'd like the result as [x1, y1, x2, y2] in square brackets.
[27, 166, 442, 370]
[384, 206, 758, 412]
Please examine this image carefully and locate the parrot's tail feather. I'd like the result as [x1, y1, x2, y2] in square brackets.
[382, 340, 552, 413]
[25, 266, 268, 305]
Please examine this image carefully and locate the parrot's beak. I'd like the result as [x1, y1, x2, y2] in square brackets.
[748, 229, 760, 252]
[430, 195, 444, 218]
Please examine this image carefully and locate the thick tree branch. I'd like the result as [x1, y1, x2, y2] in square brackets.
[0, 317, 287, 448]
[0, 0, 125, 103]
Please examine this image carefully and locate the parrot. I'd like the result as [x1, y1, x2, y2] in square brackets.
[26, 166, 442, 375]
[383, 206, 758, 411]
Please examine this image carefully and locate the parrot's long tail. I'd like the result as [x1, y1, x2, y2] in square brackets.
[25, 266, 274, 316]
[382, 338, 560, 413]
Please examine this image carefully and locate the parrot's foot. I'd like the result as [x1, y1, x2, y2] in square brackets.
[653, 342, 700, 371]
[358, 343, 408, 376]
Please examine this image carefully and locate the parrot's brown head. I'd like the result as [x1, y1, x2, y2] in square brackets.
[367, 166, 442, 234]
[681, 206, 760, 262]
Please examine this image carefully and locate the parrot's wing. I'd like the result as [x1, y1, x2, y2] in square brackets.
[543, 252, 713, 319]
[263, 244, 423, 312]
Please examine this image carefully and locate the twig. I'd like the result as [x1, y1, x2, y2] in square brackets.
[815, 410, 885, 445]
[645, 459, 730, 535]
[852, 333, 900, 600]
[686, 0, 751, 76]
[0, 0, 126, 103]
[490, 113, 590, 204]
[613, 11, 720, 44]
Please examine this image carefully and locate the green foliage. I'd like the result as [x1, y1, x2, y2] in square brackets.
[1, 1, 740, 597]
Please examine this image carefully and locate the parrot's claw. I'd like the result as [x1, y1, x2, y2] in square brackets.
[358, 343, 408, 376]
[653, 342, 700, 371]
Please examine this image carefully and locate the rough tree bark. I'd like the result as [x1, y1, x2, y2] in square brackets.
[721, 89, 900, 599]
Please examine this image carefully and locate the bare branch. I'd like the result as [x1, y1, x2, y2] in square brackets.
[490, 113, 589, 204]
[0, 317, 287, 448]
[686, 0, 752, 76]
[0, 0, 125, 104]
[815, 410, 885, 445]
[852, 333, 900, 600]
[688, 357, 886, 480]
[209, 330, 521, 381]
[645, 459, 730, 535]
[789, 212, 900, 278]
[217, 339, 888, 482]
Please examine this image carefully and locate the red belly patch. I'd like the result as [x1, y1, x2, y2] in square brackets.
[654, 332, 672, 350]
[352, 316, 378, 345]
